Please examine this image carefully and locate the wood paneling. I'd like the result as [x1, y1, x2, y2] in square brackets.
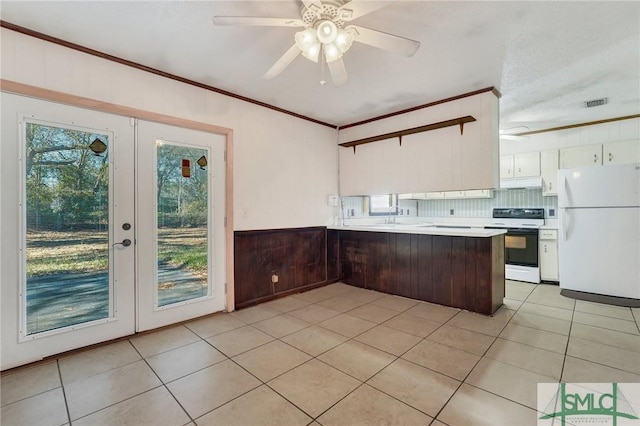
[339, 231, 367, 288]
[337, 230, 504, 315]
[327, 229, 339, 281]
[431, 236, 452, 307]
[234, 227, 328, 307]
[417, 235, 433, 302]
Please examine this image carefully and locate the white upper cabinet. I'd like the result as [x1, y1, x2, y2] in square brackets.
[500, 155, 515, 178]
[463, 189, 493, 198]
[500, 152, 540, 179]
[444, 190, 466, 199]
[514, 152, 540, 177]
[540, 149, 559, 196]
[560, 144, 603, 168]
[603, 140, 640, 165]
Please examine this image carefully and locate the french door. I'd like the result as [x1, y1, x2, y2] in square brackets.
[135, 121, 226, 331]
[1, 94, 226, 369]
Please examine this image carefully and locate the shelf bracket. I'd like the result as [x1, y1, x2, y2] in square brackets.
[459, 122, 464, 135]
[399, 135, 402, 146]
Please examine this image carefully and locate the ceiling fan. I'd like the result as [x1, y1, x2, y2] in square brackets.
[213, 0, 420, 86]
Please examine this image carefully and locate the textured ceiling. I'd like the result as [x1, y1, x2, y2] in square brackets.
[1, 1, 639, 133]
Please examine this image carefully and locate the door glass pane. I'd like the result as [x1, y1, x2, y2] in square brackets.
[25, 122, 110, 335]
[156, 142, 209, 307]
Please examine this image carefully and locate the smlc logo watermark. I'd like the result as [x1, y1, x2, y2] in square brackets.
[538, 383, 640, 426]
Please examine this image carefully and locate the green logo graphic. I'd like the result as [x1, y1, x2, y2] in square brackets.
[540, 383, 639, 425]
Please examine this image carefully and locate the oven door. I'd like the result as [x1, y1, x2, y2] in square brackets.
[503, 228, 539, 267]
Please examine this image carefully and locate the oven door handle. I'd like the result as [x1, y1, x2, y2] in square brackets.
[506, 228, 540, 235]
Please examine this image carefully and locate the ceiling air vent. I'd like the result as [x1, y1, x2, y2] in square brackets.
[584, 98, 608, 108]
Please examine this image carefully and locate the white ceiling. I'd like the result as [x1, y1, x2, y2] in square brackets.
[1, 1, 639, 132]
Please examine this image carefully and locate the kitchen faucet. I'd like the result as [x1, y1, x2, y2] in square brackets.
[386, 205, 398, 224]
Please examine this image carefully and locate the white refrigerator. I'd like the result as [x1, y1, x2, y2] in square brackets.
[558, 163, 640, 300]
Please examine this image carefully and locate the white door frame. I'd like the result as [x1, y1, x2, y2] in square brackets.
[1, 80, 235, 369]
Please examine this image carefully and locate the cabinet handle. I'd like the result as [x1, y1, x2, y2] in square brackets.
[549, 182, 552, 190]
[544, 245, 547, 253]
[594, 154, 597, 163]
[609, 152, 613, 162]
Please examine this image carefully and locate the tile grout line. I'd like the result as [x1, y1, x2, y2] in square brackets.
[55, 359, 72, 426]
[128, 338, 196, 425]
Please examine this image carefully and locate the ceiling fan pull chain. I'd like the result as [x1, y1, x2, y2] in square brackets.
[320, 45, 327, 86]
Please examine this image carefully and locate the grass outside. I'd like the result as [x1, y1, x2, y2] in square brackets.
[27, 227, 207, 277]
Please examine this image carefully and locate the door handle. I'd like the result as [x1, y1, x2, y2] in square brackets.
[609, 152, 613, 162]
[112, 239, 132, 247]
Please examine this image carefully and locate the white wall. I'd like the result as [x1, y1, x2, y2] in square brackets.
[337, 91, 500, 195]
[500, 118, 640, 155]
[0, 28, 339, 231]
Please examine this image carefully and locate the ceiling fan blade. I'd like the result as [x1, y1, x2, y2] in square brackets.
[327, 58, 349, 87]
[350, 25, 420, 57]
[337, 1, 393, 21]
[263, 44, 301, 80]
[213, 16, 305, 27]
[301, 0, 323, 10]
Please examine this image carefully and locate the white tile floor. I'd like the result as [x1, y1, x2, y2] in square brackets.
[2, 281, 640, 426]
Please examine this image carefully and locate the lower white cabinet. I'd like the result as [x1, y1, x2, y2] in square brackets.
[539, 229, 559, 282]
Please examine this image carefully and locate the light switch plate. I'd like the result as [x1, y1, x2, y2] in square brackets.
[328, 195, 339, 207]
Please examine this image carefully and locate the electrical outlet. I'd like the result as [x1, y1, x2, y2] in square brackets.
[450, 209, 454, 215]
[271, 274, 279, 283]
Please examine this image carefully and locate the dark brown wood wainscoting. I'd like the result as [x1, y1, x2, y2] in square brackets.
[234, 227, 339, 309]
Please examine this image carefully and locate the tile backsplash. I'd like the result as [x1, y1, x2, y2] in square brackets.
[343, 189, 557, 219]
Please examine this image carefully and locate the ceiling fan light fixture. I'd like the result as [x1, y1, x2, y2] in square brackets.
[324, 43, 343, 63]
[335, 27, 357, 53]
[295, 29, 320, 62]
[317, 20, 338, 44]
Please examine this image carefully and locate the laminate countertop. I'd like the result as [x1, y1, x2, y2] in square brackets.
[328, 225, 507, 238]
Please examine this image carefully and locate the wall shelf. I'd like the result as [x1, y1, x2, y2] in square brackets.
[339, 115, 476, 153]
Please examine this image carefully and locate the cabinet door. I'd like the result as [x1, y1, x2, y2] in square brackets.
[540, 241, 559, 281]
[500, 155, 514, 178]
[339, 232, 367, 288]
[464, 189, 493, 198]
[539, 229, 558, 281]
[603, 140, 640, 165]
[444, 191, 466, 199]
[560, 145, 602, 168]
[425, 192, 446, 199]
[540, 149, 559, 196]
[514, 152, 540, 177]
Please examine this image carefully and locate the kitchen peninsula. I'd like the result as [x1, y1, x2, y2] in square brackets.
[329, 225, 506, 315]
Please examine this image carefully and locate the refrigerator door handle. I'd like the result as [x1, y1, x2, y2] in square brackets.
[560, 175, 569, 241]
